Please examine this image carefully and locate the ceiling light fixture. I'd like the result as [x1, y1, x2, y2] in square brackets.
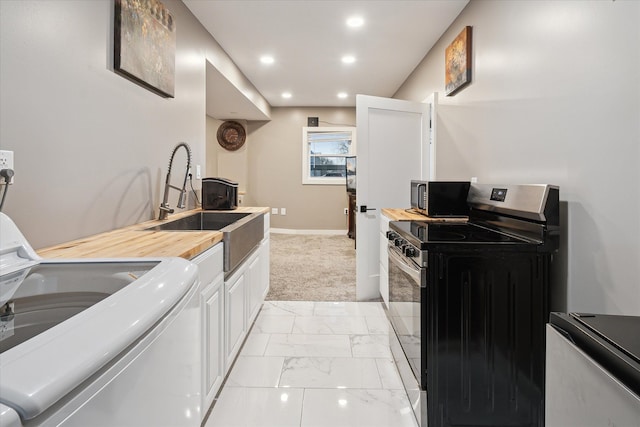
[337, 92, 348, 99]
[346, 16, 364, 28]
[281, 92, 292, 99]
[260, 55, 274, 64]
[341, 55, 356, 64]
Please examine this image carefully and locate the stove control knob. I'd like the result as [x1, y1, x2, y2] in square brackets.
[386, 231, 397, 241]
[394, 238, 405, 247]
[404, 246, 417, 257]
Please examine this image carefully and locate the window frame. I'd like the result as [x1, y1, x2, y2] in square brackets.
[301, 126, 356, 185]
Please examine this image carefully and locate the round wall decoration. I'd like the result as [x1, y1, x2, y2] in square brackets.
[217, 121, 246, 151]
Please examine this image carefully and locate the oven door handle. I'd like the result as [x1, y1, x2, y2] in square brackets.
[388, 246, 424, 288]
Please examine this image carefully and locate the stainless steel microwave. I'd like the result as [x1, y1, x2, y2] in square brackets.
[410, 181, 471, 217]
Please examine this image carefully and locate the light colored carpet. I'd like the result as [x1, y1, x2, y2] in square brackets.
[267, 233, 357, 301]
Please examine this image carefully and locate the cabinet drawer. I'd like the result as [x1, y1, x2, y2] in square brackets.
[380, 214, 391, 234]
[192, 243, 223, 285]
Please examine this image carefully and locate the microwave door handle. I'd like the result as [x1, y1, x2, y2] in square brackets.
[417, 183, 426, 210]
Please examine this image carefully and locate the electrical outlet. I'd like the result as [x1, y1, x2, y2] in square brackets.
[271, 208, 279, 215]
[196, 165, 201, 179]
[280, 208, 287, 216]
[344, 208, 349, 215]
[0, 150, 14, 184]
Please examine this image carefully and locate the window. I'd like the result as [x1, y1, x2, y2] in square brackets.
[302, 126, 356, 185]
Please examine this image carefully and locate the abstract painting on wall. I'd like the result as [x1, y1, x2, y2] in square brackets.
[114, 0, 176, 98]
[445, 26, 472, 96]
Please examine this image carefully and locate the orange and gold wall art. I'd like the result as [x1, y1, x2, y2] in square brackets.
[445, 26, 472, 96]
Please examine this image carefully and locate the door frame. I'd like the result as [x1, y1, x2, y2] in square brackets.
[355, 94, 437, 300]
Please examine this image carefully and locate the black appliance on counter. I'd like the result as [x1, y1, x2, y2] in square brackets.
[387, 183, 560, 427]
[202, 177, 238, 210]
[410, 180, 470, 217]
[546, 313, 640, 426]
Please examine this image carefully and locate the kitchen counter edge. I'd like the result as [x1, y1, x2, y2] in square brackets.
[37, 207, 270, 260]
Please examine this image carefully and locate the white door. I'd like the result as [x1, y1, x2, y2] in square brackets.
[355, 94, 434, 301]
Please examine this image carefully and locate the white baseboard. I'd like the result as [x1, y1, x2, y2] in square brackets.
[270, 228, 348, 236]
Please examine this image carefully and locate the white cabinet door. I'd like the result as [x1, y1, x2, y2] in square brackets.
[202, 276, 223, 410]
[191, 243, 224, 418]
[246, 236, 271, 327]
[260, 237, 270, 299]
[225, 272, 246, 370]
[260, 214, 271, 301]
[246, 251, 262, 325]
[355, 95, 432, 301]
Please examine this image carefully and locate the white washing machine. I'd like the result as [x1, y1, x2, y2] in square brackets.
[0, 213, 202, 426]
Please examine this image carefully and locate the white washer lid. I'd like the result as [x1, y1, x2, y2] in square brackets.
[0, 213, 40, 274]
[0, 403, 21, 427]
[0, 256, 199, 421]
[0, 213, 40, 306]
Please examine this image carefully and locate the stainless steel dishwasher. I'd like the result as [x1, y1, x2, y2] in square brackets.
[546, 312, 640, 427]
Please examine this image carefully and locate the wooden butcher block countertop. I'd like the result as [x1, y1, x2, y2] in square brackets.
[381, 208, 469, 222]
[38, 207, 270, 260]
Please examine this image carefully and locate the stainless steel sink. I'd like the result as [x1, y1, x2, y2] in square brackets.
[146, 211, 264, 274]
[146, 212, 252, 231]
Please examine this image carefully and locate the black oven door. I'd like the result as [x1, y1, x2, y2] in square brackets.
[387, 244, 426, 389]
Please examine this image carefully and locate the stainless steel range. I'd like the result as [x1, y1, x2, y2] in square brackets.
[386, 183, 560, 427]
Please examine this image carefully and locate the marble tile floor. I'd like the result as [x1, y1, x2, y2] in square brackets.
[204, 301, 418, 427]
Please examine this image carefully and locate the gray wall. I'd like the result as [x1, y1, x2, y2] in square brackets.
[206, 116, 250, 197]
[394, 0, 640, 315]
[206, 108, 355, 231]
[246, 107, 356, 231]
[0, 0, 265, 249]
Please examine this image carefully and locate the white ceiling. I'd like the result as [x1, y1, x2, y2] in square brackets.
[184, 0, 468, 117]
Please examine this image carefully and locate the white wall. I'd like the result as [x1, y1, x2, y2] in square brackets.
[395, 0, 640, 315]
[0, 0, 266, 249]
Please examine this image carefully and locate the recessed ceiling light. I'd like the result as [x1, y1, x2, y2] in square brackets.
[281, 92, 292, 99]
[337, 92, 348, 99]
[346, 16, 364, 28]
[341, 55, 356, 64]
[260, 55, 274, 64]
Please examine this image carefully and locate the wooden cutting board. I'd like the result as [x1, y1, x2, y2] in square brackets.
[381, 208, 468, 222]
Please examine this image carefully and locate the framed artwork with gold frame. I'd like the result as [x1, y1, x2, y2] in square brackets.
[114, 0, 176, 98]
[445, 26, 472, 96]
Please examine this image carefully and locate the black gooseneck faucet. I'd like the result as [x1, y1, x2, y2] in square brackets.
[158, 142, 192, 220]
